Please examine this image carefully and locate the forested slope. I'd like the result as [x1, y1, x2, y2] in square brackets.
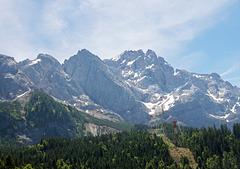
[186, 124, 240, 169]
[1, 123, 240, 168]
[0, 130, 180, 169]
[0, 91, 131, 145]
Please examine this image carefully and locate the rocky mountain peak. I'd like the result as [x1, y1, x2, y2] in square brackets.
[65, 50, 104, 80]
[63, 49, 149, 123]
[77, 48, 93, 55]
[0, 54, 17, 64]
[210, 73, 221, 79]
[118, 49, 145, 61]
[76, 49, 102, 62]
[37, 53, 55, 60]
[36, 53, 62, 68]
[64, 49, 103, 75]
[146, 49, 157, 59]
[0, 54, 18, 74]
[109, 49, 170, 69]
[0, 55, 32, 100]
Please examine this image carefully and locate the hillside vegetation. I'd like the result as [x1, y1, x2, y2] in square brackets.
[0, 123, 240, 168]
[186, 124, 240, 169]
[0, 91, 132, 145]
[0, 130, 181, 169]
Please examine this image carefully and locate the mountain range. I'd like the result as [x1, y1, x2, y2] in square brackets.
[1, 49, 240, 128]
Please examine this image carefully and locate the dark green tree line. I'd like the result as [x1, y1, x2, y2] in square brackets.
[186, 124, 240, 169]
[0, 130, 179, 168]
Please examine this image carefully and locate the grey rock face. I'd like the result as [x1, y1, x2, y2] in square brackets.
[0, 54, 32, 100]
[64, 49, 149, 123]
[105, 50, 183, 102]
[19, 53, 85, 103]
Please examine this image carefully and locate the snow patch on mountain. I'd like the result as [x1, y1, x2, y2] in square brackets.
[193, 74, 205, 79]
[207, 90, 225, 103]
[146, 64, 154, 69]
[142, 92, 178, 116]
[161, 93, 178, 111]
[15, 89, 31, 99]
[126, 56, 141, 66]
[29, 59, 41, 66]
[209, 113, 231, 120]
[143, 102, 159, 115]
[230, 102, 240, 114]
[4, 73, 15, 79]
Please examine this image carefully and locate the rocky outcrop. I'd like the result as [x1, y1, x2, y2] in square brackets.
[85, 123, 119, 136]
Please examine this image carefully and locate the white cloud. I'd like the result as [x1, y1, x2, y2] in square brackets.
[221, 64, 239, 76]
[0, 0, 236, 63]
[0, 0, 42, 60]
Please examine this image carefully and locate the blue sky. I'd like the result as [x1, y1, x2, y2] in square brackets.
[0, 0, 239, 87]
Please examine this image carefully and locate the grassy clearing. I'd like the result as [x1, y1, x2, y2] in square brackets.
[169, 147, 198, 169]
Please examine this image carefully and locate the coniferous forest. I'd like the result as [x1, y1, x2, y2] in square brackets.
[0, 129, 177, 169]
[186, 124, 240, 169]
[0, 124, 240, 168]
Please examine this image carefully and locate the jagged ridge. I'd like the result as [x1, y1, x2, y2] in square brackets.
[0, 49, 240, 128]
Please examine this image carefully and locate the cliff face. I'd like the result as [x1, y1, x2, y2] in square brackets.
[63, 49, 149, 123]
[85, 123, 119, 136]
[19, 54, 85, 103]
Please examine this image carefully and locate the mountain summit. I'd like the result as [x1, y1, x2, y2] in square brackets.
[64, 49, 149, 123]
[105, 50, 240, 127]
